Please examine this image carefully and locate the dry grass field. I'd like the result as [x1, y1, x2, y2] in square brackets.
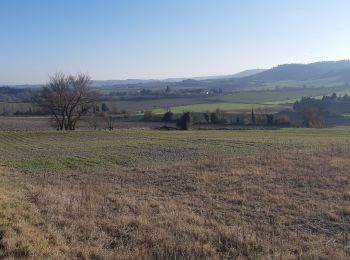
[0, 128, 350, 259]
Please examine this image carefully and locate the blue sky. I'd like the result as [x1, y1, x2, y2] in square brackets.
[1, 0, 350, 84]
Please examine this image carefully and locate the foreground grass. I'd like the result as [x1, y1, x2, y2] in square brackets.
[0, 128, 350, 258]
[1, 128, 349, 173]
[1, 146, 350, 258]
[0, 167, 64, 258]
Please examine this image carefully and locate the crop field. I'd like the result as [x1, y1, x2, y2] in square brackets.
[1, 128, 350, 259]
[152, 102, 284, 114]
[214, 86, 349, 104]
[1, 128, 349, 173]
[0, 116, 54, 131]
[258, 78, 346, 90]
[146, 86, 350, 114]
[103, 97, 212, 113]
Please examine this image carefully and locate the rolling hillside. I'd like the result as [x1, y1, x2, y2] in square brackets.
[174, 60, 350, 91]
[244, 60, 350, 82]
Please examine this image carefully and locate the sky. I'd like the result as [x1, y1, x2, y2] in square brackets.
[1, 0, 350, 84]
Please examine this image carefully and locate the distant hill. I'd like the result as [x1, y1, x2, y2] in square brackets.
[310, 60, 350, 72]
[188, 69, 266, 81]
[91, 79, 159, 87]
[3, 60, 350, 91]
[0, 84, 42, 89]
[171, 60, 350, 91]
[230, 69, 267, 78]
[90, 68, 267, 87]
[244, 60, 350, 82]
[318, 67, 350, 81]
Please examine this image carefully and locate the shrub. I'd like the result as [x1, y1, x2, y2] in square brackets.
[177, 112, 193, 130]
[210, 112, 218, 124]
[301, 106, 324, 128]
[162, 111, 174, 122]
[277, 114, 290, 126]
[266, 114, 274, 125]
[251, 109, 256, 125]
[101, 103, 109, 112]
[203, 113, 210, 124]
[143, 110, 154, 121]
[235, 117, 241, 125]
[210, 109, 225, 124]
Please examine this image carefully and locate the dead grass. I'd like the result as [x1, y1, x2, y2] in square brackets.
[0, 145, 348, 259]
[0, 167, 64, 259]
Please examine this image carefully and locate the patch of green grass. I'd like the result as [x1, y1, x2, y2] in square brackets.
[152, 85, 350, 114]
[0, 128, 350, 173]
[153, 102, 279, 114]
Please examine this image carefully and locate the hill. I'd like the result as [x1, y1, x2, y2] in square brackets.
[230, 68, 267, 78]
[244, 60, 350, 82]
[3, 61, 349, 91]
[90, 69, 266, 87]
[180, 60, 350, 91]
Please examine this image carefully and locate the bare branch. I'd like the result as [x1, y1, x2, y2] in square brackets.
[32, 73, 99, 130]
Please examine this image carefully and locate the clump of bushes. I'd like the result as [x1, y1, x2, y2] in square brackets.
[276, 114, 290, 126]
[101, 103, 109, 112]
[143, 110, 155, 121]
[266, 114, 274, 125]
[301, 106, 324, 128]
[162, 111, 174, 122]
[177, 112, 193, 130]
[204, 113, 210, 124]
[203, 109, 226, 124]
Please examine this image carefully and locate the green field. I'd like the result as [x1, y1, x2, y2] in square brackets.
[151, 85, 350, 114]
[152, 102, 283, 114]
[214, 86, 347, 103]
[1, 127, 349, 173]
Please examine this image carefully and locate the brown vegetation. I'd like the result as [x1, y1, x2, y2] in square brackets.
[301, 106, 324, 128]
[1, 146, 350, 259]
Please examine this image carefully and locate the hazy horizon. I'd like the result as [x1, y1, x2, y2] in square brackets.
[1, 0, 350, 84]
[1, 59, 349, 86]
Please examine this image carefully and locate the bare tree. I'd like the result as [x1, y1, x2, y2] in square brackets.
[301, 106, 324, 128]
[251, 108, 256, 125]
[85, 102, 101, 130]
[33, 73, 98, 130]
[87, 113, 99, 130]
[102, 112, 116, 131]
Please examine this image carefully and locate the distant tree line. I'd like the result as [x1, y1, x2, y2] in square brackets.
[0, 87, 33, 102]
[294, 93, 350, 116]
[146, 108, 291, 131]
[291, 93, 350, 128]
